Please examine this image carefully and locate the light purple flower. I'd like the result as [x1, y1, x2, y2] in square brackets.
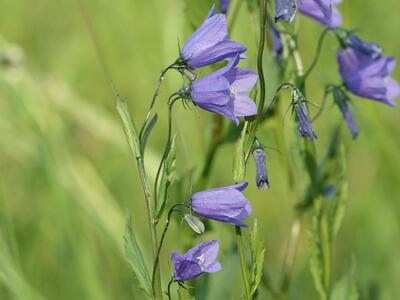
[180, 7, 246, 69]
[219, 0, 229, 14]
[191, 182, 252, 227]
[332, 87, 359, 139]
[296, 0, 342, 28]
[345, 34, 382, 60]
[189, 56, 257, 125]
[171, 240, 221, 282]
[275, 0, 297, 23]
[337, 48, 400, 106]
[252, 148, 270, 189]
[294, 103, 317, 140]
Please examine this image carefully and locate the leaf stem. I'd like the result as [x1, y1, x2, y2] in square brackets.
[235, 226, 252, 300]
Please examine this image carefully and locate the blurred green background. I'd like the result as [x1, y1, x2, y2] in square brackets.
[0, 0, 399, 299]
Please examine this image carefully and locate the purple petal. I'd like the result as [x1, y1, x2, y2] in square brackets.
[205, 261, 222, 273]
[296, 0, 342, 28]
[233, 95, 257, 117]
[231, 69, 258, 93]
[275, 0, 297, 23]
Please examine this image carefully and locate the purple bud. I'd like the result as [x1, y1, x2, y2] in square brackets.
[252, 148, 270, 189]
[323, 184, 336, 198]
[191, 182, 252, 227]
[180, 7, 246, 69]
[296, 0, 343, 28]
[171, 240, 221, 282]
[190, 56, 257, 125]
[332, 87, 359, 139]
[337, 48, 400, 107]
[271, 26, 284, 58]
[275, 0, 297, 23]
[219, 0, 229, 14]
[294, 103, 317, 140]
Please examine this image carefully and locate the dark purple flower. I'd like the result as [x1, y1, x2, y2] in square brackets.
[296, 0, 342, 28]
[219, 0, 229, 14]
[252, 148, 270, 189]
[275, 0, 297, 23]
[332, 87, 359, 139]
[180, 7, 246, 69]
[294, 103, 317, 140]
[271, 26, 284, 57]
[171, 240, 221, 282]
[346, 34, 382, 60]
[189, 56, 257, 125]
[337, 48, 400, 107]
[191, 182, 252, 227]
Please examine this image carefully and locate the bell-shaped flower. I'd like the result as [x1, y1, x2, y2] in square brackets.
[252, 148, 270, 189]
[275, 0, 297, 23]
[189, 56, 257, 125]
[296, 0, 342, 28]
[191, 182, 252, 227]
[332, 87, 359, 139]
[294, 103, 317, 140]
[345, 34, 382, 60]
[337, 48, 400, 107]
[180, 7, 246, 69]
[171, 240, 221, 282]
[271, 26, 284, 58]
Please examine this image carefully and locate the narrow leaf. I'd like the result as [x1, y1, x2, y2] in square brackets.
[140, 113, 158, 154]
[233, 122, 248, 183]
[124, 215, 152, 298]
[250, 219, 266, 296]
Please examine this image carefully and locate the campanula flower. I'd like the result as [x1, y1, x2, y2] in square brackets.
[219, 0, 229, 14]
[252, 148, 270, 189]
[345, 33, 382, 60]
[294, 103, 317, 140]
[191, 182, 252, 227]
[180, 7, 246, 69]
[296, 0, 342, 28]
[332, 87, 359, 139]
[337, 48, 400, 106]
[188, 55, 257, 125]
[275, 0, 297, 23]
[171, 240, 221, 282]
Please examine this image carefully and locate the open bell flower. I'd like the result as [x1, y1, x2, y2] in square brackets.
[191, 182, 252, 227]
[180, 6, 246, 69]
[188, 55, 257, 125]
[171, 240, 221, 282]
[337, 48, 400, 106]
[296, 0, 342, 28]
[275, 0, 297, 23]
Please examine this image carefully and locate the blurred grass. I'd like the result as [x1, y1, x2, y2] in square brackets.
[0, 0, 399, 299]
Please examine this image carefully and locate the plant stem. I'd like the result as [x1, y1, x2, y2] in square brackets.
[235, 226, 252, 300]
[166, 278, 174, 300]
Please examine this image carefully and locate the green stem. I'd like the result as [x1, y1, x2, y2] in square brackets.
[235, 226, 252, 300]
[321, 214, 332, 294]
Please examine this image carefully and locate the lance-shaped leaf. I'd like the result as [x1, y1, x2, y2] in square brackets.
[330, 259, 358, 300]
[140, 113, 158, 154]
[124, 215, 152, 298]
[250, 219, 266, 296]
[233, 122, 248, 183]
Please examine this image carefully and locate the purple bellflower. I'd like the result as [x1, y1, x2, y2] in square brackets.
[171, 240, 221, 282]
[180, 7, 246, 69]
[337, 48, 400, 107]
[296, 0, 343, 28]
[191, 182, 252, 227]
[188, 55, 258, 125]
[275, 0, 297, 23]
[294, 103, 317, 140]
[219, 0, 230, 14]
[332, 87, 359, 139]
[252, 148, 270, 189]
[345, 33, 383, 60]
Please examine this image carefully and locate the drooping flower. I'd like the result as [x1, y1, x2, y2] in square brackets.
[180, 7, 246, 69]
[296, 0, 342, 28]
[337, 48, 400, 107]
[345, 33, 382, 60]
[191, 182, 252, 227]
[294, 103, 317, 140]
[275, 0, 297, 23]
[188, 55, 257, 125]
[332, 87, 359, 139]
[171, 240, 221, 282]
[252, 148, 270, 189]
[271, 25, 284, 58]
[219, 0, 230, 14]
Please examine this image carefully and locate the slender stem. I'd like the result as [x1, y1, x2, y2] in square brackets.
[235, 226, 251, 300]
[303, 28, 330, 79]
[321, 214, 332, 294]
[166, 278, 174, 300]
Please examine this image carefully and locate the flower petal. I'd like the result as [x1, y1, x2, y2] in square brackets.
[234, 95, 257, 117]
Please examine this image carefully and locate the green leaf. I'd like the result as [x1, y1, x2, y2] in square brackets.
[124, 215, 152, 298]
[233, 122, 248, 183]
[155, 135, 177, 221]
[250, 219, 266, 296]
[330, 260, 358, 300]
[140, 113, 158, 154]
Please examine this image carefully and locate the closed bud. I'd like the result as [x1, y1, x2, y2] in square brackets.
[183, 214, 205, 235]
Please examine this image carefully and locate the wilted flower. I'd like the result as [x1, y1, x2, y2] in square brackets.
[219, 0, 229, 14]
[271, 26, 284, 58]
[275, 0, 297, 23]
[180, 7, 246, 69]
[332, 87, 359, 139]
[337, 48, 400, 106]
[294, 103, 317, 140]
[191, 182, 252, 227]
[188, 55, 257, 125]
[171, 240, 221, 282]
[296, 0, 342, 28]
[252, 148, 270, 189]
